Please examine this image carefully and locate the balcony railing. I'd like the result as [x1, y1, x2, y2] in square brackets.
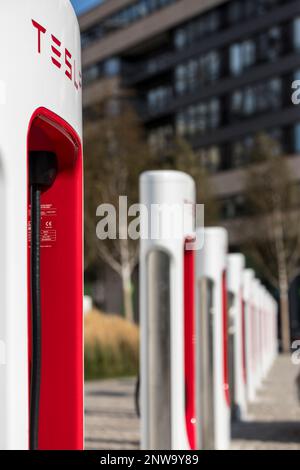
[123, 0, 300, 85]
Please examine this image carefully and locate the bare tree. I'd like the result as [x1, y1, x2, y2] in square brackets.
[244, 134, 300, 353]
[84, 106, 153, 322]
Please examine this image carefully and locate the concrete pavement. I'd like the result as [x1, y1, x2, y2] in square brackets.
[85, 356, 300, 450]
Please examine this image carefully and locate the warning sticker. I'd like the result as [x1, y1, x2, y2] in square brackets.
[28, 203, 57, 249]
[40, 204, 57, 248]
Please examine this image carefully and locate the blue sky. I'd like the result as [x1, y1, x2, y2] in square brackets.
[71, 0, 103, 15]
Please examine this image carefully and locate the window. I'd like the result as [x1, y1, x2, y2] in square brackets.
[147, 86, 173, 113]
[81, 24, 104, 47]
[230, 78, 282, 120]
[176, 98, 221, 138]
[175, 50, 221, 96]
[230, 44, 241, 76]
[209, 99, 221, 129]
[228, 0, 282, 25]
[294, 18, 300, 51]
[174, 10, 222, 50]
[228, 0, 243, 25]
[258, 27, 282, 63]
[82, 0, 179, 48]
[174, 28, 187, 50]
[230, 40, 256, 76]
[187, 59, 198, 91]
[205, 51, 221, 82]
[244, 87, 256, 116]
[295, 69, 300, 81]
[174, 65, 187, 95]
[229, 25, 283, 76]
[104, 58, 121, 77]
[208, 11, 221, 33]
[83, 57, 121, 85]
[197, 146, 221, 173]
[294, 124, 300, 153]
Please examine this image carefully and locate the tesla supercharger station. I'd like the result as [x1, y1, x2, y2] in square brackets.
[0, 0, 83, 450]
[227, 254, 246, 421]
[271, 298, 278, 365]
[261, 287, 269, 379]
[243, 269, 256, 403]
[253, 280, 264, 393]
[196, 227, 230, 451]
[252, 279, 260, 395]
[264, 293, 271, 374]
[256, 286, 276, 385]
[140, 171, 197, 450]
[266, 294, 274, 372]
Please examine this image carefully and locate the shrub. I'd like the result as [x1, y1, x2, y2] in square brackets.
[84, 309, 139, 380]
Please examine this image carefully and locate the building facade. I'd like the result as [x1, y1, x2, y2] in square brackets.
[80, 0, 300, 231]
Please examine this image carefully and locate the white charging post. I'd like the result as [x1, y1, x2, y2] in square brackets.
[227, 254, 246, 421]
[271, 297, 278, 365]
[243, 269, 256, 403]
[261, 287, 269, 379]
[196, 227, 230, 450]
[0, 0, 83, 450]
[139, 171, 197, 450]
[252, 279, 260, 394]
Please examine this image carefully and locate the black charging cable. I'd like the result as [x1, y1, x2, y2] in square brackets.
[29, 151, 57, 450]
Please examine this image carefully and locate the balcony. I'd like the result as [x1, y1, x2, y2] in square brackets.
[123, 0, 300, 86]
[134, 51, 300, 125]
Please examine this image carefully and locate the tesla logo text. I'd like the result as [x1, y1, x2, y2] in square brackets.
[32, 19, 82, 92]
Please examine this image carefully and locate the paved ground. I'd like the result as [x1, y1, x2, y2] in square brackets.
[85, 356, 300, 450]
[85, 378, 139, 450]
[231, 355, 300, 450]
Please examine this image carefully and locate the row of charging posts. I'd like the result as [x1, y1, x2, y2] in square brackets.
[140, 170, 278, 450]
[0, 0, 83, 450]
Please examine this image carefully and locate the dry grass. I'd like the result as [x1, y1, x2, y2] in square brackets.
[85, 309, 139, 349]
[84, 309, 139, 380]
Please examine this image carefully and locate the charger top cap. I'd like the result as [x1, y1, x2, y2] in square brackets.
[0, 0, 82, 145]
[140, 170, 196, 248]
[227, 254, 245, 295]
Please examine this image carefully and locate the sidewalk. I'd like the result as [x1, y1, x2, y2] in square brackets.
[231, 355, 300, 450]
[85, 356, 300, 450]
[85, 377, 139, 450]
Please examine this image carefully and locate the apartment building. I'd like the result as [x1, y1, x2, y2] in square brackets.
[79, 0, 300, 316]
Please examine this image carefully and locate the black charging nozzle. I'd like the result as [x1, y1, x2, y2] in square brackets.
[29, 151, 57, 450]
[29, 151, 58, 189]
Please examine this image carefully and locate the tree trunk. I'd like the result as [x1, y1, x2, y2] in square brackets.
[278, 268, 291, 354]
[274, 209, 291, 353]
[121, 262, 134, 323]
[119, 237, 134, 323]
